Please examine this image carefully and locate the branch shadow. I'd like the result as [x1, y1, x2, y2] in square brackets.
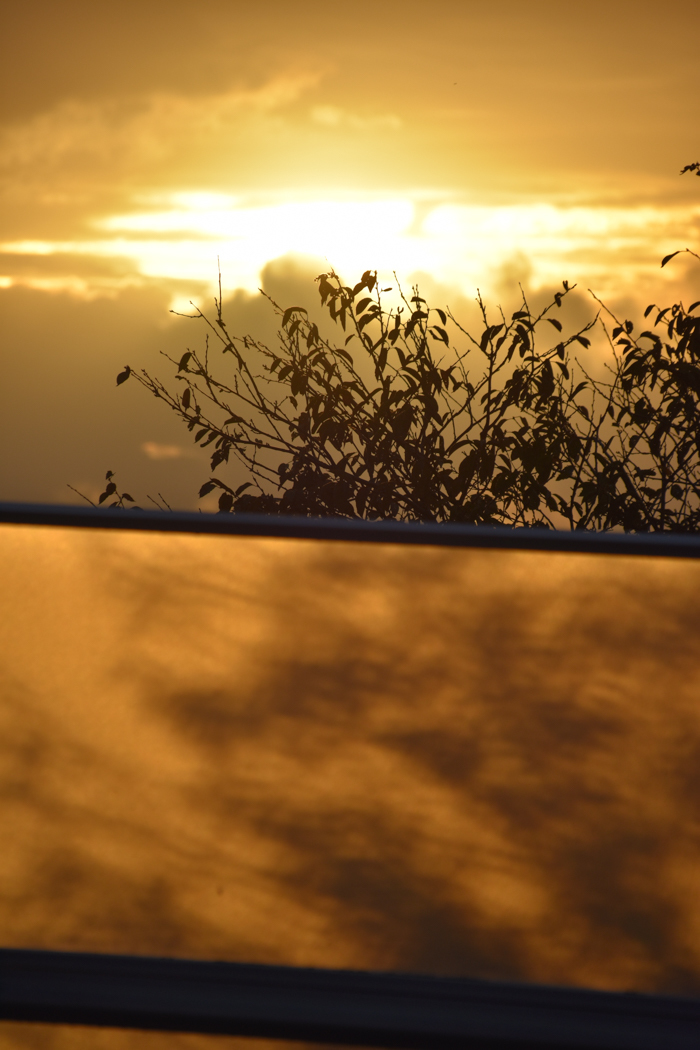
[2, 530, 700, 1049]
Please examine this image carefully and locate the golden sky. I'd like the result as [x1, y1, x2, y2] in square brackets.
[1, 0, 700, 506]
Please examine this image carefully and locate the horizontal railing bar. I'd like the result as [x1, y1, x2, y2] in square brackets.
[1, 949, 699, 1049]
[1, 501, 700, 557]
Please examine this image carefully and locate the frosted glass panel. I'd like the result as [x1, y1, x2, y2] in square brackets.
[1, 524, 700, 998]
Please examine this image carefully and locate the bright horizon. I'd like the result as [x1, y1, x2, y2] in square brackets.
[3, 192, 700, 309]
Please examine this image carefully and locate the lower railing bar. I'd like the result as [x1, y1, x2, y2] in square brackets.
[2, 502, 700, 558]
[1, 949, 698, 1049]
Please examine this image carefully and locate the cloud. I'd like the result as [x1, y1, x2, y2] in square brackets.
[310, 105, 401, 131]
[0, 74, 320, 190]
[142, 442, 187, 461]
[0, 70, 344, 271]
[0, 274, 146, 299]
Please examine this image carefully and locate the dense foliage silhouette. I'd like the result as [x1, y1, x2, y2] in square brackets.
[100, 166, 700, 531]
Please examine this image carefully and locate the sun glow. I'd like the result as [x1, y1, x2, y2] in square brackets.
[96, 198, 417, 289]
[3, 193, 699, 304]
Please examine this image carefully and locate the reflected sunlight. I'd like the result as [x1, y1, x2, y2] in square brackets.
[2, 526, 700, 998]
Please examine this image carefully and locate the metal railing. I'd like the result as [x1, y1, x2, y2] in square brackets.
[2, 947, 700, 1049]
[2, 500, 700, 558]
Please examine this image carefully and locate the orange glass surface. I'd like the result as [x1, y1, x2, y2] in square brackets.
[1, 523, 700, 1022]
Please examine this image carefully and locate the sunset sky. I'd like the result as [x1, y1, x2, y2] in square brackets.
[1, 0, 699, 507]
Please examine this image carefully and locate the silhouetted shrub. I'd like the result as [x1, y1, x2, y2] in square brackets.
[105, 167, 700, 531]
